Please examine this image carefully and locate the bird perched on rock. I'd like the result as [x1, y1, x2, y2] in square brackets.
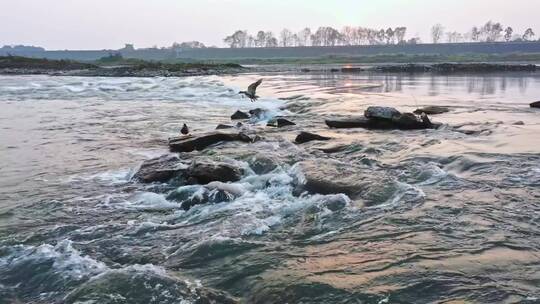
[239, 79, 262, 102]
[181, 123, 189, 135]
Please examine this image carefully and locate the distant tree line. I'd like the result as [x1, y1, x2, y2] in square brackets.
[431, 21, 536, 44]
[223, 26, 417, 48]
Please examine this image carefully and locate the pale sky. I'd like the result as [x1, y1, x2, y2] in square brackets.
[1, 0, 539, 50]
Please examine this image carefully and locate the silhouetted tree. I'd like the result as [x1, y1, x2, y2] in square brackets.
[523, 28, 535, 41]
[504, 27, 514, 42]
[280, 29, 294, 47]
[431, 24, 445, 43]
[298, 28, 312, 46]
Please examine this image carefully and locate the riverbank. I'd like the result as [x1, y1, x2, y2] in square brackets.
[0, 56, 246, 77]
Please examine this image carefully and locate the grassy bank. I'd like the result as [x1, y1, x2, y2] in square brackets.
[185, 52, 540, 65]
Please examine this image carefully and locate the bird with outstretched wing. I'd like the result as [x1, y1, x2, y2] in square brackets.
[239, 79, 263, 102]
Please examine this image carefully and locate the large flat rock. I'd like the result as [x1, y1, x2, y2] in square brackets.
[168, 132, 253, 153]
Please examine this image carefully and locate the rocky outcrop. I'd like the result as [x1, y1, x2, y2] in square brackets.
[295, 132, 331, 144]
[294, 159, 364, 198]
[187, 160, 243, 184]
[231, 110, 250, 120]
[530, 101, 540, 108]
[248, 154, 279, 174]
[132, 154, 187, 183]
[326, 106, 438, 130]
[414, 106, 450, 115]
[267, 118, 296, 128]
[168, 132, 253, 152]
[365, 106, 401, 120]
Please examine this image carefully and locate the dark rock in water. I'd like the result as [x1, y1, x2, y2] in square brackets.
[295, 132, 331, 144]
[168, 132, 253, 152]
[321, 195, 350, 211]
[327, 108, 437, 130]
[530, 101, 540, 108]
[330, 68, 339, 72]
[364, 106, 401, 120]
[414, 106, 450, 115]
[248, 154, 279, 174]
[317, 144, 350, 154]
[132, 154, 186, 183]
[65, 265, 237, 304]
[267, 118, 296, 128]
[371, 64, 430, 73]
[513, 121, 525, 125]
[391, 112, 431, 130]
[231, 110, 250, 120]
[326, 117, 394, 129]
[341, 67, 363, 73]
[167, 185, 210, 210]
[301, 68, 311, 72]
[187, 160, 243, 184]
[216, 124, 234, 130]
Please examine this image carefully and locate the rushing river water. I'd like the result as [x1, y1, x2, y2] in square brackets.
[0, 70, 540, 304]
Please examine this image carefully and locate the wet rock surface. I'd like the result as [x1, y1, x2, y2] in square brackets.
[231, 110, 250, 120]
[327, 107, 437, 130]
[132, 154, 185, 183]
[530, 101, 540, 108]
[169, 132, 253, 152]
[414, 106, 451, 115]
[267, 118, 296, 128]
[295, 131, 331, 144]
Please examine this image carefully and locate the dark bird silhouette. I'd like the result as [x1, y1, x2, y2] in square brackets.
[239, 79, 263, 102]
[181, 123, 189, 135]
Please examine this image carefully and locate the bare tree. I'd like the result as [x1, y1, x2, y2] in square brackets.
[385, 28, 395, 44]
[280, 29, 293, 47]
[255, 31, 266, 47]
[341, 26, 356, 45]
[265, 32, 278, 47]
[431, 24, 445, 43]
[394, 27, 407, 44]
[470, 26, 480, 42]
[523, 28, 535, 41]
[504, 27, 514, 42]
[298, 28, 312, 46]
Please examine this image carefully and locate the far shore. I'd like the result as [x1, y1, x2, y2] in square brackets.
[0, 55, 538, 77]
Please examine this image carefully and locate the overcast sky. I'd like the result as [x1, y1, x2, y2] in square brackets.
[1, 0, 538, 49]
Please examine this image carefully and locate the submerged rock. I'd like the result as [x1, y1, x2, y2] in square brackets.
[231, 110, 250, 120]
[414, 106, 451, 115]
[216, 124, 235, 130]
[267, 118, 296, 128]
[294, 159, 364, 198]
[132, 154, 186, 183]
[168, 132, 253, 152]
[295, 132, 331, 144]
[531, 101, 540, 108]
[325, 117, 391, 129]
[248, 153, 279, 174]
[187, 160, 244, 184]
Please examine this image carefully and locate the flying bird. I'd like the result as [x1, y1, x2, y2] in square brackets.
[181, 123, 189, 135]
[239, 79, 263, 102]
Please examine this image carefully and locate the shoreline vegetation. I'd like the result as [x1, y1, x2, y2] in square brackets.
[0, 55, 538, 77]
[0, 56, 245, 77]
